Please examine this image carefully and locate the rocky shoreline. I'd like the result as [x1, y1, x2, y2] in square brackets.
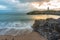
[1, 18, 60, 40]
[32, 18, 60, 40]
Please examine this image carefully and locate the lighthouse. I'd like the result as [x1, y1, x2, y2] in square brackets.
[48, 7, 49, 11]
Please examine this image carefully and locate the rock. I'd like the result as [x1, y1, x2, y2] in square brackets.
[32, 18, 60, 40]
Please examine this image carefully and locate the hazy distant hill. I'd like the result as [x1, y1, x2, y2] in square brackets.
[27, 10, 60, 15]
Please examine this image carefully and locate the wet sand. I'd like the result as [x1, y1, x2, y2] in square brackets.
[0, 32, 46, 40]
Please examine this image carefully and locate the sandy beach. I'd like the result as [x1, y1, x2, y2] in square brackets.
[0, 32, 46, 40]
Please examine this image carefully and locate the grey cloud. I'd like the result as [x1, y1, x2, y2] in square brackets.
[0, 0, 50, 13]
[3, 0, 34, 12]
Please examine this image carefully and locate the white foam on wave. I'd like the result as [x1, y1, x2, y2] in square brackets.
[0, 21, 34, 36]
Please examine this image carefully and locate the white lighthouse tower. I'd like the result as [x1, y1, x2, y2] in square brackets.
[48, 7, 49, 11]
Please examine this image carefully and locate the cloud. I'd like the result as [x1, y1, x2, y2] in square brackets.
[1, 0, 60, 13]
[5, 0, 50, 12]
[19, 0, 49, 3]
[31, 0, 60, 10]
[0, 5, 7, 10]
[0, 0, 35, 13]
[0, 0, 51, 13]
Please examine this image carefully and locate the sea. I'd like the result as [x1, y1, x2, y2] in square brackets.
[0, 14, 60, 36]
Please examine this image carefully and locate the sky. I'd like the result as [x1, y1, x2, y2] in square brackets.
[0, 0, 60, 13]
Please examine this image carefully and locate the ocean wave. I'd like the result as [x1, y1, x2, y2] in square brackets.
[0, 21, 34, 36]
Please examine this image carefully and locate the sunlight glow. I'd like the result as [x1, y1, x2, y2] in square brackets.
[31, 0, 60, 10]
[32, 15, 60, 20]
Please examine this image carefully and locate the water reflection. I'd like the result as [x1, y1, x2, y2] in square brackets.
[31, 15, 60, 20]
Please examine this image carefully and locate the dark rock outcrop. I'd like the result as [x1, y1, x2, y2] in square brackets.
[32, 18, 60, 40]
